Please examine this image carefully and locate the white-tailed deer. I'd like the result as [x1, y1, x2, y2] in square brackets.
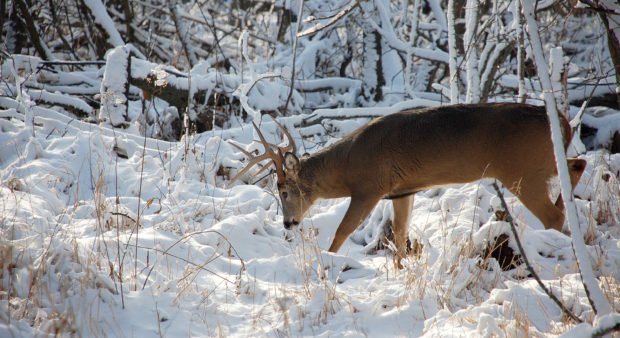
[229, 103, 586, 267]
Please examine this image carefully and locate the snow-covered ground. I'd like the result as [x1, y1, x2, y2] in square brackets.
[1, 101, 619, 337]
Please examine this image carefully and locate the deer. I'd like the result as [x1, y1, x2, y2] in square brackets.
[228, 103, 587, 268]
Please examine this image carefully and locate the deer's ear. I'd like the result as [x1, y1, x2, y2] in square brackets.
[284, 152, 300, 173]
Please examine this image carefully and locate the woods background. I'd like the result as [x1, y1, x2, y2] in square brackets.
[2, 0, 620, 147]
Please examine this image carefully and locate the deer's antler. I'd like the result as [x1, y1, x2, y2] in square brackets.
[268, 116, 296, 156]
[228, 117, 296, 185]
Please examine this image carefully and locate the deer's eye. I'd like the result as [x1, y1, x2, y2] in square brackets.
[281, 191, 288, 199]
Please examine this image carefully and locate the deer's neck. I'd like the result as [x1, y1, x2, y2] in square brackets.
[299, 145, 350, 199]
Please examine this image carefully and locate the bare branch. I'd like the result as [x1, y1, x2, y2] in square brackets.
[14, 0, 54, 61]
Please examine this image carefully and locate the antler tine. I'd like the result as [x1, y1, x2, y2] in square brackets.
[227, 122, 286, 186]
[228, 141, 254, 158]
[228, 141, 278, 185]
[251, 122, 286, 180]
[268, 115, 297, 155]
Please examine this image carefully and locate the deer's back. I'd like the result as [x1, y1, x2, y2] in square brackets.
[341, 103, 568, 194]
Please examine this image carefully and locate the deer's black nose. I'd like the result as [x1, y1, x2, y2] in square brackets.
[284, 220, 299, 229]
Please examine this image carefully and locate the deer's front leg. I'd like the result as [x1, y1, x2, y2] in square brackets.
[328, 196, 380, 253]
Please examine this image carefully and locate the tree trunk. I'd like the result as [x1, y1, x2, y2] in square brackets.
[360, 2, 384, 103]
[14, 0, 53, 60]
[598, 6, 620, 107]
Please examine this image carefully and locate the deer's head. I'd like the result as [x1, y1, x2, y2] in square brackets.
[229, 117, 313, 230]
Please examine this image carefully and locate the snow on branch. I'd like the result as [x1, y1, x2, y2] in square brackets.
[168, 0, 198, 68]
[82, 0, 125, 47]
[27, 89, 94, 117]
[498, 74, 618, 103]
[233, 72, 283, 122]
[550, 47, 570, 113]
[297, 0, 359, 38]
[370, 1, 449, 64]
[301, 98, 438, 127]
[562, 313, 620, 337]
[446, 0, 459, 103]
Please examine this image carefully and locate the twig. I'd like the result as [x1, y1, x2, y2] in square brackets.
[570, 76, 601, 130]
[141, 229, 246, 289]
[297, 0, 359, 38]
[114, 136, 125, 308]
[491, 181, 582, 323]
[134, 126, 148, 291]
[591, 316, 620, 337]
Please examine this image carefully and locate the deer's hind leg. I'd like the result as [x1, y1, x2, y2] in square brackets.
[504, 158, 586, 232]
[391, 195, 414, 269]
[504, 173, 565, 232]
[554, 158, 587, 209]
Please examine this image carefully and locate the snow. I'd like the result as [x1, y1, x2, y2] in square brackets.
[582, 106, 620, 148]
[1, 97, 619, 336]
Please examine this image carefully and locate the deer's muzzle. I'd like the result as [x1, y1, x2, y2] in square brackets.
[283, 219, 299, 230]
